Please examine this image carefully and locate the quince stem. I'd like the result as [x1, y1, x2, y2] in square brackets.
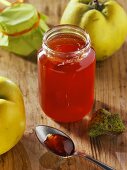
[93, 0, 104, 11]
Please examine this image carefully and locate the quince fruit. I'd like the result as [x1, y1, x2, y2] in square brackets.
[61, 0, 127, 61]
[0, 77, 26, 154]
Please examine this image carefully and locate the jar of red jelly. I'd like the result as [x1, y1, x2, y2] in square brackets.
[38, 25, 96, 123]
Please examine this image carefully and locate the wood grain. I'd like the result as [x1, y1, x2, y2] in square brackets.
[0, 0, 127, 170]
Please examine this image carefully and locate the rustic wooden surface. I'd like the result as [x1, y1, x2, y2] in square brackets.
[0, 0, 127, 170]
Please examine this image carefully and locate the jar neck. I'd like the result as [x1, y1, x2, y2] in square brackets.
[39, 25, 91, 63]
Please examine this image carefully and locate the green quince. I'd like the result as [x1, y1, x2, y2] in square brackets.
[60, 0, 127, 61]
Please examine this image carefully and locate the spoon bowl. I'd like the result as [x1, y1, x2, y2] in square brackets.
[35, 125, 75, 157]
[35, 125, 115, 170]
[36, 125, 72, 143]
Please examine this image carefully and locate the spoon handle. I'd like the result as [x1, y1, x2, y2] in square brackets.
[74, 151, 115, 170]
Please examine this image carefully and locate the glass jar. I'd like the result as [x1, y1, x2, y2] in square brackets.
[38, 25, 96, 122]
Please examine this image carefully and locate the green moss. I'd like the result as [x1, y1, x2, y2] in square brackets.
[88, 109, 125, 137]
[107, 114, 125, 133]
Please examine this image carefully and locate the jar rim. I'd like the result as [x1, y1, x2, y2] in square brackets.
[42, 24, 91, 56]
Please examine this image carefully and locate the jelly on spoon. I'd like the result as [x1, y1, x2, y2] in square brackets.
[35, 125, 115, 170]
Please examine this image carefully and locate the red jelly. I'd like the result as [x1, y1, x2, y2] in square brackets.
[38, 25, 96, 122]
[44, 134, 74, 157]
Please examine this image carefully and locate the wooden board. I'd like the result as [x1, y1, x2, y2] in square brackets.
[0, 0, 127, 169]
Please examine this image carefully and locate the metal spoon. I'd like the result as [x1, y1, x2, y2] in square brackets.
[35, 125, 115, 170]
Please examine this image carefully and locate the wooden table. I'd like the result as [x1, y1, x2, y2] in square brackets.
[0, 0, 127, 169]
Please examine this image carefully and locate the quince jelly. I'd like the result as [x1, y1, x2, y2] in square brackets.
[38, 25, 96, 122]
